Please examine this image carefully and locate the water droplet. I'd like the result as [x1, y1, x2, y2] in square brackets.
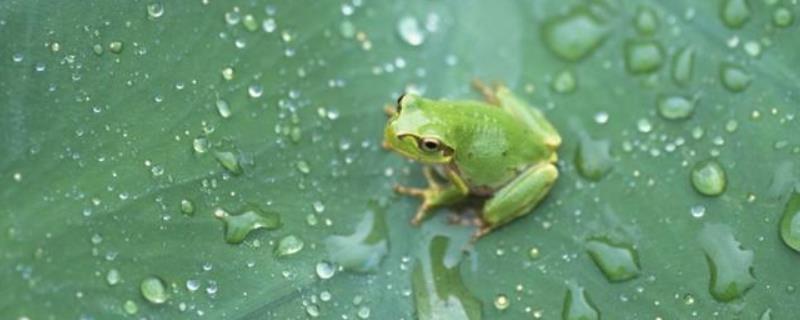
[146, 3, 164, 19]
[412, 236, 481, 320]
[760, 308, 773, 320]
[691, 205, 706, 218]
[224, 10, 241, 25]
[634, 7, 659, 35]
[262, 18, 276, 33]
[276, 235, 304, 257]
[296, 160, 311, 174]
[306, 304, 320, 317]
[562, 283, 600, 320]
[773, 7, 794, 27]
[325, 210, 389, 273]
[180, 199, 195, 216]
[316, 261, 336, 279]
[357, 306, 371, 319]
[221, 67, 234, 80]
[691, 159, 727, 197]
[397, 16, 425, 46]
[720, 64, 751, 92]
[214, 151, 243, 176]
[683, 293, 695, 305]
[779, 190, 800, 252]
[242, 14, 258, 32]
[186, 279, 200, 292]
[216, 99, 232, 118]
[248, 84, 263, 98]
[123, 300, 138, 314]
[494, 294, 510, 310]
[593, 112, 609, 125]
[636, 118, 653, 133]
[624, 40, 664, 74]
[720, 0, 751, 29]
[140, 276, 168, 304]
[541, 7, 608, 61]
[671, 46, 695, 86]
[657, 95, 695, 120]
[193, 137, 209, 154]
[215, 206, 281, 244]
[575, 134, 613, 181]
[585, 237, 640, 282]
[312, 200, 325, 213]
[552, 70, 577, 94]
[529, 247, 541, 260]
[106, 269, 120, 286]
[699, 223, 755, 302]
[743, 41, 761, 57]
[108, 41, 124, 54]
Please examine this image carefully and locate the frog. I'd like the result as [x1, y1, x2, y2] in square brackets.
[383, 80, 561, 240]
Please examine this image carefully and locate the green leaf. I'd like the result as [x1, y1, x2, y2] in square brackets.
[2, 0, 799, 319]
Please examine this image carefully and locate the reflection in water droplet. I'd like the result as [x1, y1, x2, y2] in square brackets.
[215, 206, 281, 244]
[397, 16, 425, 46]
[325, 210, 389, 273]
[779, 191, 800, 252]
[541, 6, 608, 61]
[657, 95, 695, 120]
[720, 0, 751, 29]
[720, 64, 751, 92]
[575, 133, 613, 181]
[562, 283, 599, 320]
[624, 40, 664, 74]
[672, 46, 695, 86]
[140, 276, 168, 304]
[412, 236, 481, 320]
[585, 237, 640, 282]
[691, 159, 727, 197]
[699, 223, 755, 302]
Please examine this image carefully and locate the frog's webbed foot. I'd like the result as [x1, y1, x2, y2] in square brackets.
[394, 166, 468, 226]
[471, 78, 501, 106]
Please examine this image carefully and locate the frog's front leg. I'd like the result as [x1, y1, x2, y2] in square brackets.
[475, 163, 558, 239]
[395, 166, 469, 225]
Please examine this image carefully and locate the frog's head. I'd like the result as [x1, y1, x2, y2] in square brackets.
[384, 94, 454, 164]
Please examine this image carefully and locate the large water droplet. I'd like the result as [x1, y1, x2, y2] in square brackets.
[779, 190, 800, 252]
[541, 7, 608, 61]
[412, 236, 481, 320]
[575, 133, 613, 181]
[720, 0, 751, 29]
[691, 159, 727, 197]
[671, 46, 695, 86]
[699, 223, 755, 302]
[140, 276, 168, 304]
[585, 237, 641, 282]
[215, 206, 281, 244]
[720, 64, 751, 92]
[657, 95, 695, 120]
[562, 283, 599, 320]
[316, 261, 336, 279]
[624, 40, 664, 74]
[275, 235, 304, 257]
[325, 210, 389, 273]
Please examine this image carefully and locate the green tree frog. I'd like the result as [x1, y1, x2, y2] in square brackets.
[383, 81, 561, 239]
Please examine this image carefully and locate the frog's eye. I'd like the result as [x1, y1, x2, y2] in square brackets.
[396, 93, 406, 112]
[419, 138, 441, 152]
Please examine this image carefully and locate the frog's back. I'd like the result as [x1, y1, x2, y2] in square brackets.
[425, 100, 552, 189]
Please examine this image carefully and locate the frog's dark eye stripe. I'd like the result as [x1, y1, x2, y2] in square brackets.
[396, 93, 406, 112]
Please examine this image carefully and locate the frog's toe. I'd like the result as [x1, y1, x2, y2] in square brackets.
[394, 184, 425, 196]
[410, 204, 431, 226]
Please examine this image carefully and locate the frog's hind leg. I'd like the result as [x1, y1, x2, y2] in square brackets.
[473, 163, 558, 240]
[395, 166, 470, 225]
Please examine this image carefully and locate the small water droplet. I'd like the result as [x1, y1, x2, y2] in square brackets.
[720, 64, 751, 92]
[552, 69, 577, 94]
[541, 7, 608, 61]
[672, 46, 695, 86]
[306, 304, 320, 318]
[634, 7, 659, 35]
[180, 199, 195, 216]
[691, 205, 706, 218]
[193, 137, 209, 154]
[562, 283, 600, 320]
[262, 18, 276, 33]
[140, 276, 168, 304]
[296, 160, 311, 174]
[224, 10, 241, 25]
[586, 237, 640, 282]
[106, 269, 120, 286]
[720, 0, 751, 29]
[214, 151, 242, 176]
[357, 306, 371, 319]
[636, 118, 653, 133]
[242, 14, 258, 31]
[276, 235, 304, 257]
[699, 223, 755, 302]
[575, 134, 613, 181]
[248, 84, 263, 98]
[221, 67, 234, 80]
[529, 246, 541, 260]
[123, 300, 138, 314]
[146, 3, 164, 19]
[691, 159, 727, 197]
[779, 190, 800, 252]
[625, 40, 664, 74]
[186, 279, 200, 292]
[594, 112, 609, 124]
[316, 261, 336, 279]
[773, 7, 794, 27]
[216, 99, 232, 118]
[215, 206, 281, 244]
[657, 95, 695, 120]
[494, 294, 510, 310]
[108, 41, 123, 54]
[397, 16, 425, 46]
